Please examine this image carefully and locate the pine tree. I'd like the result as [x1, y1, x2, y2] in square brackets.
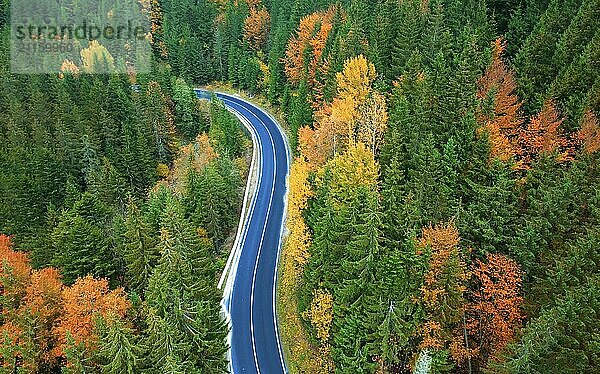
[143, 199, 228, 373]
[97, 317, 142, 374]
[391, 0, 425, 78]
[51, 192, 120, 286]
[122, 198, 159, 294]
[209, 99, 245, 157]
[172, 77, 206, 139]
[143, 81, 177, 165]
[185, 158, 240, 251]
[514, 0, 584, 113]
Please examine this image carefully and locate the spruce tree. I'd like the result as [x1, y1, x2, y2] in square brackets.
[97, 317, 142, 374]
[143, 198, 228, 373]
[122, 199, 159, 294]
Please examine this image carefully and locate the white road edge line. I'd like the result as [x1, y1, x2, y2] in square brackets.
[220, 96, 274, 374]
[196, 91, 265, 374]
[220, 106, 263, 311]
[218, 107, 260, 290]
[226, 95, 291, 374]
[207, 92, 291, 374]
[223, 97, 276, 374]
[222, 105, 264, 374]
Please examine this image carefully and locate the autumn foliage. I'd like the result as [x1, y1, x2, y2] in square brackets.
[299, 55, 387, 167]
[574, 110, 600, 155]
[477, 39, 590, 169]
[519, 99, 573, 166]
[56, 276, 130, 353]
[415, 225, 524, 370]
[285, 157, 313, 272]
[302, 289, 333, 344]
[477, 38, 524, 163]
[417, 223, 468, 352]
[244, 4, 270, 52]
[285, 6, 337, 100]
[0, 235, 130, 371]
[80, 40, 115, 73]
[464, 254, 523, 367]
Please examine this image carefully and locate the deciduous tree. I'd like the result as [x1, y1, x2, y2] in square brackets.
[298, 55, 385, 167]
[55, 276, 130, 355]
[463, 254, 524, 369]
[477, 38, 524, 163]
[417, 223, 468, 356]
[574, 109, 600, 155]
[302, 288, 333, 344]
[519, 99, 571, 167]
[80, 41, 115, 74]
[244, 6, 270, 52]
[285, 157, 313, 271]
[284, 6, 337, 97]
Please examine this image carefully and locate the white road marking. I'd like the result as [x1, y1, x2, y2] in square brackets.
[218, 107, 261, 290]
[202, 96, 264, 374]
[236, 97, 292, 372]
[215, 93, 290, 374]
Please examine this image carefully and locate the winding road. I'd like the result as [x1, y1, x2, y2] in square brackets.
[195, 91, 290, 374]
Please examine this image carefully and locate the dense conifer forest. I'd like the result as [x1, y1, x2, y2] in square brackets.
[1, 0, 599, 373]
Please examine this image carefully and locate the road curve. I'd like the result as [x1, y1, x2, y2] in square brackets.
[195, 90, 290, 374]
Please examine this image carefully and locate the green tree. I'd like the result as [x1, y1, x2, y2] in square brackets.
[172, 77, 206, 139]
[97, 317, 142, 374]
[51, 192, 121, 285]
[143, 199, 228, 373]
[122, 199, 159, 294]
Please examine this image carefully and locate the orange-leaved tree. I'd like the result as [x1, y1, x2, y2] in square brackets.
[284, 6, 337, 97]
[0, 236, 132, 371]
[0, 235, 64, 371]
[477, 38, 524, 163]
[519, 99, 572, 168]
[463, 253, 523, 369]
[0, 234, 30, 311]
[476, 39, 583, 170]
[244, 5, 270, 52]
[417, 223, 469, 357]
[0, 234, 33, 370]
[55, 275, 130, 356]
[574, 109, 600, 155]
[23, 268, 64, 367]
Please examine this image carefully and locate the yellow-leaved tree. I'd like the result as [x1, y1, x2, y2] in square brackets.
[80, 41, 115, 73]
[302, 289, 333, 344]
[335, 54, 376, 107]
[299, 55, 387, 167]
[357, 92, 388, 155]
[285, 157, 314, 272]
[324, 141, 379, 199]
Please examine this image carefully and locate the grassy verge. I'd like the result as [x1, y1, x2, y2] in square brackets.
[278, 239, 328, 373]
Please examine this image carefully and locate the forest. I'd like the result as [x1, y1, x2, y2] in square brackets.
[1, 0, 600, 373]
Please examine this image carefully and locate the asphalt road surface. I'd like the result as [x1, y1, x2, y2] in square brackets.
[195, 90, 289, 374]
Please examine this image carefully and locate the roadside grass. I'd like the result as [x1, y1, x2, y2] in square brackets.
[278, 239, 327, 373]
